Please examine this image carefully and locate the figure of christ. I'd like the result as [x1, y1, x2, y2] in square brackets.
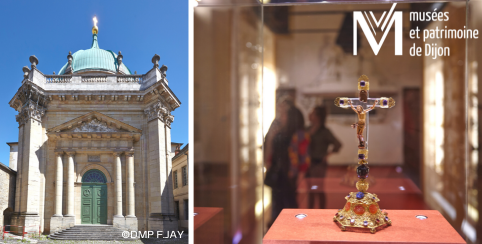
[348, 100, 378, 149]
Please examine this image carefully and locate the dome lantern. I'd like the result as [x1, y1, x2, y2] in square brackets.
[92, 16, 98, 35]
[57, 17, 132, 75]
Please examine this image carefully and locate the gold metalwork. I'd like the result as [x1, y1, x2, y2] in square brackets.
[333, 192, 391, 234]
[334, 74, 396, 234]
[334, 97, 349, 108]
[358, 159, 368, 165]
[358, 75, 370, 91]
[92, 26, 98, 35]
[356, 179, 369, 192]
[388, 97, 396, 108]
[334, 97, 340, 106]
[358, 149, 368, 160]
[92, 16, 99, 35]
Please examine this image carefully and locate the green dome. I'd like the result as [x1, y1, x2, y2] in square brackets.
[59, 34, 131, 75]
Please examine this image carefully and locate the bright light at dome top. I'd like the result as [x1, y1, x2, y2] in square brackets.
[93, 16, 98, 27]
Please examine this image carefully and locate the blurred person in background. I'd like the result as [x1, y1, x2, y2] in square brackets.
[264, 99, 310, 226]
[306, 106, 342, 209]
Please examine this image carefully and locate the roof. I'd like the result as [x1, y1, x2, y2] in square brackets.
[172, 144, 188, 161]
[59, 34, 131, 75]
[0, 162, 16, 175]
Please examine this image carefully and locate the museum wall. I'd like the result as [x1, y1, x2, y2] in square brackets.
[271, 4, 422, 166]
[467, 0, 481, 242]
[194, 2, 482, 243]
[194, 5, 267, 244]
[421, 2, 476, 242]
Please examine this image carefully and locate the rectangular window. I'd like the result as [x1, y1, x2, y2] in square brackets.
[182, 166, 188, 186]
[175, 201, 180, 219]
[173, 170, 178, 189]
[184, 200, 189, 220]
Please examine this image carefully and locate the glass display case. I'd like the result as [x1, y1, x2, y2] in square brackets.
[193, 0, 481, 243]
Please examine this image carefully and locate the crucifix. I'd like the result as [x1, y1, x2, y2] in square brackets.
[334, 75, 395, 149]
[332, 75, 395, 234]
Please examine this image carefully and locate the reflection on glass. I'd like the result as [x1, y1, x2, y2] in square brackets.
[194, 1, 480, 243]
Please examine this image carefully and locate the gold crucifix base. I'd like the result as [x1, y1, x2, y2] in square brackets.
[333, 191, 391, 234]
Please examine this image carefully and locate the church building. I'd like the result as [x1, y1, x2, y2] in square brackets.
[7, 20, 181, 234]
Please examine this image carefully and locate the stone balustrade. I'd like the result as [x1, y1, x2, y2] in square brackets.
[81, 76, 108, 83]
[44, 75, 145, 84]
[45, 75, 72, 83]
[117, 75, 143, 83]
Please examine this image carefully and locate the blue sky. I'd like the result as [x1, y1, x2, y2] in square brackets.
[0, 1, 188, 167]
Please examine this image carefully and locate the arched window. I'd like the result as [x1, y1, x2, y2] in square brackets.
[82, 169, 107, 183]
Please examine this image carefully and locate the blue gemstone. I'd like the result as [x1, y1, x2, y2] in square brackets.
[363, 221, 368, 226]
[358, 154, 365, 160]
[360, 81, 366, 87]
[340, 100, 344, 105]
[356, 192, 365, 199]
[347, 194, 351, 198]
[385, 216, 389, 221]
[383, 100, 388, 106]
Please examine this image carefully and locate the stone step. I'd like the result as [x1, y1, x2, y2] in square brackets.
[51, 233, 124, 236]
[61, 229, 121, 232]
[48, 225, 137, 241]
[49, 238, 136, 241]
[50, 235, 124, 238]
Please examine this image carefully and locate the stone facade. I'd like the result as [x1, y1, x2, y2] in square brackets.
[8, 34, 181, 235]
[172, 144, 188, 231]
[6, 143, 18, 171]
[0, 162, 16, 227]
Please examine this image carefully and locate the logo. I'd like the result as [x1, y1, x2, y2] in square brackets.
[354, 3, 402, 55]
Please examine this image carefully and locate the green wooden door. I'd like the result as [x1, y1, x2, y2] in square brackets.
[81, 184, 107, 224]
[81, 169, 108, 224]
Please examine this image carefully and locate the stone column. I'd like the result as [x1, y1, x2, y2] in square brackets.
[12, 125, 24, 228]
[50, 152, 66, 233]
[126, 152, 135, 217]
[54, 152, 63, 216]
[123, 152, 138, 231]
[65, 152, 75, 217]
[13, 100, 46, 233]
[114, 152, 123, 218]
[144, 100, 178, 232]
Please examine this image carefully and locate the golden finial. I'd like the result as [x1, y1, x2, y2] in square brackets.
[92, 16, 98, 35]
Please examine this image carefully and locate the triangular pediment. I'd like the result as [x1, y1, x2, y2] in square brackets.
[47, 111, 142, 133]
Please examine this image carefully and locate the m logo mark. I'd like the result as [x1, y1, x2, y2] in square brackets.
[353, 3, 402, 55]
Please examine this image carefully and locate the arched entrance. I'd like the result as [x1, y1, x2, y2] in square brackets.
[81, 169, 107, 224]
[3, 207, 13, 226]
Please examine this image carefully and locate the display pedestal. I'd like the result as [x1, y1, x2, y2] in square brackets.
[263, 209, 465, 244]
[298, 178, 428, 210]
[194, 207, 223, 244]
